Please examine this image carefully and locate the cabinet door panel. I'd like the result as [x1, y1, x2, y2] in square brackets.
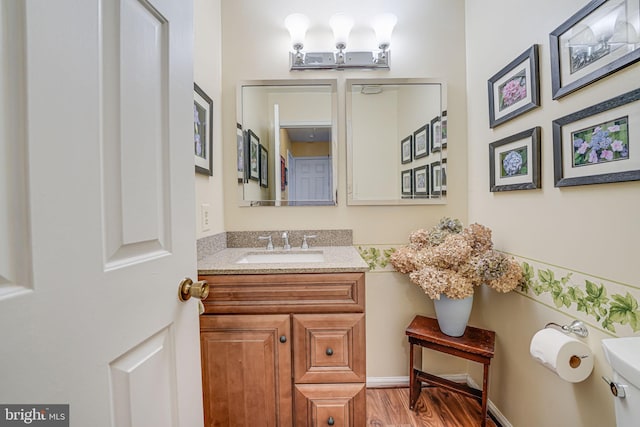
[293, 313, 365, 383]
[200, 315, 292, 427]
[294, 383, 365, 427]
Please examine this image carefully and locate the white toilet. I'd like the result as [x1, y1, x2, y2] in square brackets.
[601, 337, 640, 427]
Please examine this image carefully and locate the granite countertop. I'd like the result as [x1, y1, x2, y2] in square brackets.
[198, 246, 369, 275]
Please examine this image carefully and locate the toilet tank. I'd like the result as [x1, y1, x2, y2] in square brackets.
[602, 337, 640, 427]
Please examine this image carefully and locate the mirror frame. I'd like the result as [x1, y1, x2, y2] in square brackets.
[237, 79, 338, 207]
[346, 78, 448, 205]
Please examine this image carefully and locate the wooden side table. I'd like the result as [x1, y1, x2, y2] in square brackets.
[405, 315, 496, 427]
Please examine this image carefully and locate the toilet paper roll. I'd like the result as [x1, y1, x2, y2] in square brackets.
[529, 328, 594, 383]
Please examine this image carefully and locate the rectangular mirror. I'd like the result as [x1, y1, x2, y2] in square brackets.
[237, 80, 338, 206]
[346, 78, 447, 205]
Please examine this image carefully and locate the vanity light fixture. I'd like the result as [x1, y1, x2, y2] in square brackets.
[284, 12, 397, 70]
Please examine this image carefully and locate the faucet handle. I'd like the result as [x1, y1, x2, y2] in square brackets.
[301, 234, 317, 249]
[258, 235, 274, 250]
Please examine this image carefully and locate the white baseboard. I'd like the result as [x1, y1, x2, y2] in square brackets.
[367, 375, 512, 427]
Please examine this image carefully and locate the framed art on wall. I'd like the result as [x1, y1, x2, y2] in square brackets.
[259, 144, 268, 188]
[413, 165, 429, 197]
[550, 0, 640, 99]
[401, 135, 413, 164]
[430, 116, 442, 153]
[236, 123, 245, 182]
[401, 169, 413, 197]
[552, 88, 640, 187]
[441, 111, 448, 148]
[489, 127, 541, 192]
[431, 161, 447, 196]
[413, 124, 429, 159]
[247, 129, 260, 181]
[194, 83, 213, 175]
[488, 45, 540, 128]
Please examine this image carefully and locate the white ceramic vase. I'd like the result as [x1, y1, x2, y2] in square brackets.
[433, 294, 473, 337]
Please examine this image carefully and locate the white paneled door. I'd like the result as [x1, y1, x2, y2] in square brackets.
[0, 0, 204, 426]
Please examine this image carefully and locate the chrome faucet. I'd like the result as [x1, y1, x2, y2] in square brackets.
[301, 234, 317, 249]
[258, 235, 274, 251]
[281, 231, 291, 250]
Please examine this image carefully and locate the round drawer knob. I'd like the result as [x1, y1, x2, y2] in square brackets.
[327, 416, 335, 425]
[325, 348, 333, 356]
[279, 335, 287, 343]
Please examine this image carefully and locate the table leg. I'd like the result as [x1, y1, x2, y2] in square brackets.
[409, 342, 422, 410]
[481, 362, 490, 427]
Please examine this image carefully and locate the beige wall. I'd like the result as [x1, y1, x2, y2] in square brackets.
[194, 0, 224, 238]
[466, 1, 640, 426]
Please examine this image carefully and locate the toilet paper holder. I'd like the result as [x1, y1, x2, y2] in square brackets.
[545, 320, 589, 337]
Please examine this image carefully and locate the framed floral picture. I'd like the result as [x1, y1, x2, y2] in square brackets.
[488, 45, 540, 128]
[550, 0, 640, 99]
[401, 135, 413, 164]
[413, 124, 429, 159]
[413, 165, 429, 197]
[430, 116, 442, 153]
[236, 123, 245, 182]
[431, 161, 447, 196]
[401, 169, 413, 197]
[194, 83, 213, 175]
[489, 127, 541, 192]
[247, 129, 260, 181]
[552, 88, 640, 187]
[259, 144, 268, 188]
[441, 110, 448, 148]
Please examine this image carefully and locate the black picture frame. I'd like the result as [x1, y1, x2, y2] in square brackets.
[413, 124, 429, 159]
[441, 110, 448, 148]
[430, 161, 446, 196]
[236, 123, 245, 183]
[247, 129, 260, 181]
[413, 165, 429, 197]
[488, 45, 540, 128]
[401, 135, 413, 164]
[552, 88, 640, 187]
[401, 169, 413, 197]
[550, 0, 640, 99]
[194, 83, 213, 175]
[489, 127, 542, 192]
[430, 116, 442, 153]
[259, 144, 268, 188]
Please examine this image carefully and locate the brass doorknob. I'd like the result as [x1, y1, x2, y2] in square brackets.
[178, 278, 209, 301]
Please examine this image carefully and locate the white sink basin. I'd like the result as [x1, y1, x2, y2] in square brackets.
[235, 251, 325, 264]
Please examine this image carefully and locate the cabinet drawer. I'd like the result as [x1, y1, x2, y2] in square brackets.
[294, 383, 365, 427]
[293, 313, 365, 384]
[200, 273, 365, 314]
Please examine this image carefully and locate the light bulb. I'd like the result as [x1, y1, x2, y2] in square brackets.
[372, 13, 397, 50]
[284, 13, 310, 50]
[329, 13, 354, 50]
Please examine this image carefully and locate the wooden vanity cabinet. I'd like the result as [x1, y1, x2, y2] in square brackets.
[199, 272, 366, 427]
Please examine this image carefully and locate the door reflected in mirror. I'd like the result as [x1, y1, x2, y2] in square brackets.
[346, 79, 447, 205]
[237, 80, 337, 206]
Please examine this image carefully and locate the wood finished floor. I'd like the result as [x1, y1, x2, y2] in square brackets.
[366, 387, 500, 427]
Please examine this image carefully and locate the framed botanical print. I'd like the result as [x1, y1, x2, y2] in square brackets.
[413, 124, 429, 159]
[194, 83, 213, 175]
[259, 144, 268, 188]
[488, 45, 540, 128]
[553, 88, 640, 187]
[401, 135, 413, 164]
[413, 165, 429, 197]
[489, 127, 541, 191]
[247, 129, 260, 181]
[401, 169, 413, 197]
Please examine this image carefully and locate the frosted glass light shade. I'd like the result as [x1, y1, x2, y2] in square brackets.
[329, 13, 354, 49]
[372, 13, 397, 49]
[284, 13, 310, 49]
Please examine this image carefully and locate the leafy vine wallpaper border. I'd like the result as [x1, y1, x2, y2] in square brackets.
[357, 245, 640, 337]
